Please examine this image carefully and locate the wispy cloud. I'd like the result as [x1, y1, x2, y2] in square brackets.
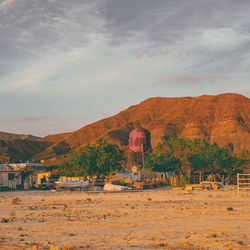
[0, 46, 95, 94]
[8, 115, 50, 122]
[151, 75, 234, 87]
[0, 0, 15, 9]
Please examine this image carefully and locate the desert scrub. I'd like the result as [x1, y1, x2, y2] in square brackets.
[158, 243, 168, 247]
[12, 197, 21, 205]
[178, 175, 190, 187]
[29, 206, 38, 210]
[208, 233, 217, 238]
[62, 244, 76, 250]
[1, 218, 9, 223]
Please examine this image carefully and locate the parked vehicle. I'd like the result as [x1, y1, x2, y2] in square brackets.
[39, 179, 57, 190]
[55, 180, 89, 190]
[212, 182, 225, 189]
[200, 181, 225, 190]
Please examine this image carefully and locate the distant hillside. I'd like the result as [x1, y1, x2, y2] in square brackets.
[0, 132, 40, 141]
[33, 93, 249, 164]
[0, 139, 51, 162]
[43, 132, 71, 144]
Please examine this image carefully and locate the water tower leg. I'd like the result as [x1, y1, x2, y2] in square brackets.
[142, 150, 145, 181]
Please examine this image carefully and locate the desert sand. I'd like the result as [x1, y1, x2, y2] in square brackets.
[0, 188, 249, 249]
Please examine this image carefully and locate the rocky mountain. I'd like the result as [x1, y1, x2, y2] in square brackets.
[32, 93, 249, 164]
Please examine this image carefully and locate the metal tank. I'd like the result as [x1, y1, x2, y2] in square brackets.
[129, 128, 146, 153]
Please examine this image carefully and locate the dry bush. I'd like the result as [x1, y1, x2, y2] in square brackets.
[29, 206, 38, 210]
[179, 241, 195, 249]
[1, 218, 9, 223]
[12, 197, 21, 205]
[237, 241, 244, 246]
[158, 242, 168, 247]
[208, 233, 217, 238]
[62, 245, 75, 250]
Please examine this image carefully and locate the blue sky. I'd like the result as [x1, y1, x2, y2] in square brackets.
[0, 0, 250, 136]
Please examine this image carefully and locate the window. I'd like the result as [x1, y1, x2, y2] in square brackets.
[8, 173, 15, 180]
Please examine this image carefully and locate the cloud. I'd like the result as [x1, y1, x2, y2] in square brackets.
[0, 115, 98, 136]
[0, 0, 107, 95]
[0, 0, 105, 79]
[189, 28, 250, 51]
[7, 115, 50, 122]
[0, 46, 95, 94]
[0, 0, 15, 9]
[151, 75, 234, 87]
[228, 81, 250, 97]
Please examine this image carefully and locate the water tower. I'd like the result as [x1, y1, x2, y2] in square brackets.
[128, 128, 146, 180]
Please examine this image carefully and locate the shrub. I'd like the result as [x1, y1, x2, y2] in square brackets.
[1, 218, 9, 223]
[12, 198, 21, 205]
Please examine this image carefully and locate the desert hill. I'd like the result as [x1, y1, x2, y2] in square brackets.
[33, 93, 250, 164]
[0, 132, 40, 141]
[0, 139, 51, 162]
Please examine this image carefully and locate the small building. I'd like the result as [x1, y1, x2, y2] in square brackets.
[0, 164, 22, 190]
[0, 163, 47, 191]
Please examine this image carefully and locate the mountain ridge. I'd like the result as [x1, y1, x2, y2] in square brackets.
[0, 132, 40, 141]
[0, 93, 248, 165]
[33, 93, 249, 164]
[0, 139, 51, 162]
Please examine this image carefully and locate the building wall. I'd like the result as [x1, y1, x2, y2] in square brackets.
[0, 163, 47, 190]
[33, 172, 51, 186]
[0, 171, 22, 189]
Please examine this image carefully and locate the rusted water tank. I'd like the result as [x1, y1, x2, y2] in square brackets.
[129, 128, 146, 152]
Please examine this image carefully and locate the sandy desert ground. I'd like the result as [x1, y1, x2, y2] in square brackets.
[0, 187, 249, 250]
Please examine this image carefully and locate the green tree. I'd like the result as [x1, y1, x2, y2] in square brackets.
[223, 151, 249, 183]
[20, 170, 33, 189]
[145, 151, 181, 174]
[60, 138, 125, 178]
[189, 143, 249, 183]
[155, 135, 209, 177]
[147, 134, 249, 184]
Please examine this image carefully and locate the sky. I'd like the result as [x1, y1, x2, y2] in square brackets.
[0, 0, 250, 136]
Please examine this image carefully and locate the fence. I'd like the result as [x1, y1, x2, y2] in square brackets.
[0, 180, 20, 191]
[237, 173, 250, 196]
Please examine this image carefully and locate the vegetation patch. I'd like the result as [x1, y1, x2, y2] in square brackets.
[1, 218, 9, 223]
[12, 197, 21, 205]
